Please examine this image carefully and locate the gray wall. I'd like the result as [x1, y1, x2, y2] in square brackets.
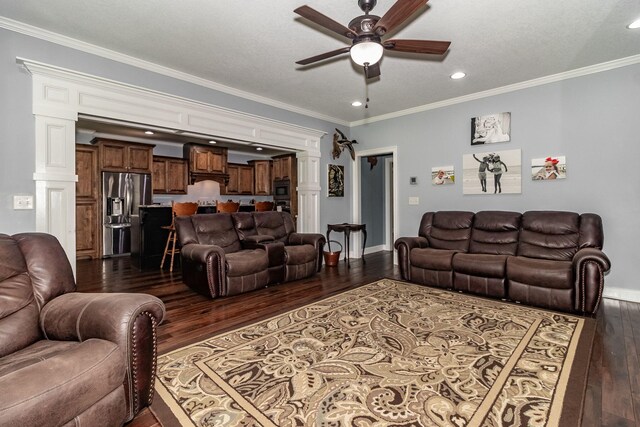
[351, 63, 640, 293]
[0, 28, 351, 235]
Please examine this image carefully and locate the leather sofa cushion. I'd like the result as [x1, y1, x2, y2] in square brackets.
[507, 256, 573, 290]
[410, 248, 457, 271]
[469, 211, 521, 255]
[452, 253, 508, 278]
[191, 214, 242, 253]
[284, 244, 317, 265]
[420, 211, 474, 251]
[517, 211, 580, 261]
[254, 212, 289, 243]
[0, 339, 125, 426]
[225, 249, 269, 277]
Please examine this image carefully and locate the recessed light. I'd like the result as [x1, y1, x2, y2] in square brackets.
[256, 147, 263, 151]
[209, 140, 217, 144]
[450, 72, 466, 80]
[628, 18, 640, 29]
[144, 130, 154, 135]
[351, 101, 363, 107]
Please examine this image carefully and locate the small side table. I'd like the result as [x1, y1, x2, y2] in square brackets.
[326, 223, 367, 268]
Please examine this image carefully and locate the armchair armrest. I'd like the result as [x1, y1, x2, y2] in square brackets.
[572, 247, 611, 315]
[40, 292, 165, 421]
[394, 236, 429, 280]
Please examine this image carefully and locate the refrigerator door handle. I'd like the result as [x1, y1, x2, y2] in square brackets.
[105, 223, 132, 229]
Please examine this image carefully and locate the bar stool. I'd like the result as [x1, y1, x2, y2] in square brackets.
[216, 201, 240, 213]
[160, 202, 199, 272]
[255, 201, 274, 212]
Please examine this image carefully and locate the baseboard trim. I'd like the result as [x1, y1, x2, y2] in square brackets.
[603, 286, 640, 304]
[359, 245, 385, 257]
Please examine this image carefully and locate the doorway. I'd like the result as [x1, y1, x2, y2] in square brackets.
[352, 146, 398, 261]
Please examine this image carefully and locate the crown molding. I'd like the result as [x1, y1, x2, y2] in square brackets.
[350, 54, 640, 127]
[0, 17, 349, 127]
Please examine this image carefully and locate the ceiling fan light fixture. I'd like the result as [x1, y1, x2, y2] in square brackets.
[350, 41, 384, 66]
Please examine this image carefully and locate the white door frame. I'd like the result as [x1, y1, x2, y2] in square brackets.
[351, 146, 398, 260]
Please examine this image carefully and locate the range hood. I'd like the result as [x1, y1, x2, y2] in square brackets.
[189, 172, 230, 186]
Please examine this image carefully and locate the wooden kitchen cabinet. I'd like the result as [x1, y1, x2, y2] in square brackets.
[153, 156, 188, 194]
[92, 138, 154, 173]
[75, 144, 100, 259]
[272, 154, 293, 180]
[249, 160, 272, 195]
[226, 163, 254, 195]
[183, 144, 227, 174]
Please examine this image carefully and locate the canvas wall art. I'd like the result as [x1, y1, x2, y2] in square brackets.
[532, 156, 566, 180]
[327, 164, 344, 197]
[471, 112, 511, 145]
[462, 149, 521, 195]
[431, 166, 455, 185]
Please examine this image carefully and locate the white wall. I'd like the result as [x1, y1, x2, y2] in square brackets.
[351, 63, 640, 296]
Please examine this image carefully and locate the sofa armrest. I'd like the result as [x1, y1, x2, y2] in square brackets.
[181, 243, 228, 297]
[572, 248, 611, 315]
[243, 234, 275, 244]
[243, 240, 286, 270]
[40, 292, 165, 421]
[394, 237, 429, 280]
[288, 232, 326, 271]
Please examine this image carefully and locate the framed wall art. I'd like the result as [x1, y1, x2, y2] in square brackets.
[531, 155, 566, 180]
[327, 164, 344, 197]
[431, 166, 455, 185]
[471, 112, 511, 145]
[462, 149, 521, 195]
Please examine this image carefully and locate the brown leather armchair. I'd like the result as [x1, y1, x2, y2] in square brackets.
[0, 233, 166, 426]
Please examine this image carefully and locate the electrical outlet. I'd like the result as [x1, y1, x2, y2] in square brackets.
[409, 197, 419, 205]
[13, 195, 34, 210]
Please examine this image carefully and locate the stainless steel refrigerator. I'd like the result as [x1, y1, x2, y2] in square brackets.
[102, 171, 152, 257]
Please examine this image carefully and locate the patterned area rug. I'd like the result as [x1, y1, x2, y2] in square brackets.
[153, 279, 595, 426]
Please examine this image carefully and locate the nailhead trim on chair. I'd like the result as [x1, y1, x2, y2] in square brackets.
[580, 260, 604, 314]
[131, 311, 159, 412]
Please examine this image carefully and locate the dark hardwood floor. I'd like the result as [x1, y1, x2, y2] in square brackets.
[75, 252, 638, 426]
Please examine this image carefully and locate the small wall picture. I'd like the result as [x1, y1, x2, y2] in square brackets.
[471, 112, 511, 145]
[462, 149, 521, 195]
[327, 164, 344, 197]
[532, 156, 566, 180]
[431, 166, 455, 185]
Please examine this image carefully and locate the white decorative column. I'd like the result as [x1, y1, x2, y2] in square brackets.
[296, 151, 321, 233]
[33, 114, 78, 267]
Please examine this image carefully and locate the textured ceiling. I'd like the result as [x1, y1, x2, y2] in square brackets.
[1, 0, 639, 124]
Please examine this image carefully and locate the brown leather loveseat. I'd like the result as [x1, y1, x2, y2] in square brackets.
[0, 233, 166, 426]
[395, 211, 611, 315]
[175, 211, 325, 298]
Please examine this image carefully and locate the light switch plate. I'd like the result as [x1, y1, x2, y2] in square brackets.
[409, 197, 419, 205]
[13, 195, 34, 210]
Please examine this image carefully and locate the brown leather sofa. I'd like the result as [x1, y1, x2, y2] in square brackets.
[0, 233, 166, 426]
[395, 211, 611, 315]
[175, 211, 325, 298]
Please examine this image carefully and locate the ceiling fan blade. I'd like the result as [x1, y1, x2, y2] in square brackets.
[296, 46, 351, 65]
[365, 62, 381, 79]
[384, 39, 451, 55]
[373, 0, 427, 36]
[294, 5, 357, 39]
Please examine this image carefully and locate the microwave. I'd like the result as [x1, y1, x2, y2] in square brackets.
[274, 179, 290, 198]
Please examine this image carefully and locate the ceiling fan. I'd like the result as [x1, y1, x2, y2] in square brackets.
[294, 0, 451, 79]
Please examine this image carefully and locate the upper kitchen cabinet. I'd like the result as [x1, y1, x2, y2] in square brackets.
[92, 138, 154, 173]
[226, 163, 254, 195]
[184, 144, 227, 174]
[249, 160, 272, 195]
[153, 156, 188, 194]
[272, 154, 294, 181]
